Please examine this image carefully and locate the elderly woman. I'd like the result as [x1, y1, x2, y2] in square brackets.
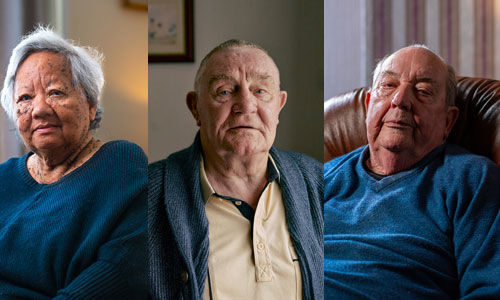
[0, 28, 146, 299]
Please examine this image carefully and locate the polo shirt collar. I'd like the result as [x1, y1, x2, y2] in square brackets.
[200, 154, 280, 204]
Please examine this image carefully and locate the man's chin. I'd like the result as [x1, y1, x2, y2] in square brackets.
[374, 133, 414, 152]
[223, 140, 268, 156]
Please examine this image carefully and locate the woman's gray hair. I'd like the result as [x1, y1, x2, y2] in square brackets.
[0, 26, 104, 129]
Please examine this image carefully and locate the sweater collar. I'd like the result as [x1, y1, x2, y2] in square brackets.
[358, 142, 448, 188]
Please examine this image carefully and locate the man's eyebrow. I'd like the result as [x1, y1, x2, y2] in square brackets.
[379, 71, 438, 84]
[208, 73, 275, 86]
[208, 74, 232, 86]
[415, 77, 438, 84]
[249, 73, 272, 80]
[380, 70, 398, 78]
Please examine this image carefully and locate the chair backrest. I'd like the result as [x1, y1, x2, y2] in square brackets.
[324, 77, 500, 167]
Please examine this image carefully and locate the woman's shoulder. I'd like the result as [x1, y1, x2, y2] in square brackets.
[0, 156, 21, 179]
[74, 140, 147, 182]
[98, 140, 147, 165]
[63, 140, 147, 198]
[0, 153, 30, 179]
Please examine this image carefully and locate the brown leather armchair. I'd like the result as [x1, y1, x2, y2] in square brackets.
[324, 77, 500, 167]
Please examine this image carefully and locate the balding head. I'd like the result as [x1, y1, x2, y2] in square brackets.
[194, 39, 280, 94]
[372, 45, 457, 107]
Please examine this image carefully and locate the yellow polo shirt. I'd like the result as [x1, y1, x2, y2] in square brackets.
[200, 155, 302, 300]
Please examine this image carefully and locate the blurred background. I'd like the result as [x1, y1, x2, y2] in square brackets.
[148, 0, 324, 163]
[0, 0, 148, 164]
[325, 0, 500, 100]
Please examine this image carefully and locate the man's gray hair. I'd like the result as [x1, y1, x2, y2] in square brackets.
[0, 26, 104, 129]
[371, 44, 457, 107]
[194, 39, 278, 94]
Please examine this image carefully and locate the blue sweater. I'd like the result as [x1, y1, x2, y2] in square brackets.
[324, 143, 500, 299]
[149, 133, 324, 300]
[0, 140, 147, 299]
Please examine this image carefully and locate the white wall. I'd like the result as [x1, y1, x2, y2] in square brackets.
[149, 0, 324, 162]
[68, 0, 148, 154]
[324, 0, 362, 101]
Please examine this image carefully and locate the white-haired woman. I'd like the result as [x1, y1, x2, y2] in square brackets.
[0, 28, 146, 299]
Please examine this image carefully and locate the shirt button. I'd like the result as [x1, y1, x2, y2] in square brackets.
[235, 201, 242, 206]
[180, 271, 189, 283]
[257, 242, 265, 250]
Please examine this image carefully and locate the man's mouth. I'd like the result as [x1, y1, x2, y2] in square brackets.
[231, 126, 254, 129]
[383, 120, 413, 129]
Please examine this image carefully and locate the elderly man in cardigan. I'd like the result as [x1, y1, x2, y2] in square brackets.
[324, 45, 500, 298]
[149, 40, 323, 300]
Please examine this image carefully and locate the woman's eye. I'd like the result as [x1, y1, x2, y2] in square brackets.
[219, 90, 230, 96]
[17, 94, 32, 102]
[50, 90, 64, 96]
[256, 89, 266, 94]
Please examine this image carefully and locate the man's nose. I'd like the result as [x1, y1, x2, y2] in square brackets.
[390, 85, 412, 111]
[233, 88, 257, 114]
[31, 95, 54, 118]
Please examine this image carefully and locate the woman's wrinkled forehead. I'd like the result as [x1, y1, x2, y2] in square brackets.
[16, 52, 70, 81]
[14, 52, 74, 92]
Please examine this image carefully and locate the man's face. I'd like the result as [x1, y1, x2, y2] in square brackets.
[366, 47, 458, 160]
[189, 47, 286, 156]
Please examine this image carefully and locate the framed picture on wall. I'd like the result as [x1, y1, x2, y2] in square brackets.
[148, 0, 194, 62]
[123, 0, 147, 10]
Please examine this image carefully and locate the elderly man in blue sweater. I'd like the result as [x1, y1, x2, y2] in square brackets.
[324, 45, 500, 299]
[149, 40, 323, 300]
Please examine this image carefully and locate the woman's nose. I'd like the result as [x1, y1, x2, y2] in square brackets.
[31, 95, 54, 118]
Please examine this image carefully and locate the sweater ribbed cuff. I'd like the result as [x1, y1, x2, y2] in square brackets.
[53, 261, 129, 300]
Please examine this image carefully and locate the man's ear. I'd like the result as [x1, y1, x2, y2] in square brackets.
[279, 91, 287, 111]
[444, 105, 459, 139]
[186, 91, 201, 126]
[365, 90, 371, 111]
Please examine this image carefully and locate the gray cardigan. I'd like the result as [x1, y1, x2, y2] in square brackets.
[149, 133, 323, 300]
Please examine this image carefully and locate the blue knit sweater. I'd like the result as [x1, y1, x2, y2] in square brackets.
[0, 140, 147, 299]
[149, 133, 323, 300]
[324, 143, 500, 299]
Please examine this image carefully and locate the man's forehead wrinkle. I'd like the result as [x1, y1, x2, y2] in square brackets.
[381, 54, 443, 84]
[207, 68, 275, 85]
[380, 70, 438, 85]
[202, 47, 281, 91]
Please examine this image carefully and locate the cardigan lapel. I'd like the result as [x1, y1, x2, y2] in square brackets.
[163, 133, 209, 299]
[270, 147, 323, 300]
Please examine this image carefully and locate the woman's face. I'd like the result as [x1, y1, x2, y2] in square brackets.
[13, 52, 96, 155]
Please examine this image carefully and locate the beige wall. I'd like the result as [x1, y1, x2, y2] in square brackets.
[68, 0, 148, 154]
[0, 1, 29, 163]
[148, 0, 323, 162]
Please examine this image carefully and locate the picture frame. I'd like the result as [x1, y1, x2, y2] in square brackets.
[123, 0, 147, 10]
[148, 0, 194, 62]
